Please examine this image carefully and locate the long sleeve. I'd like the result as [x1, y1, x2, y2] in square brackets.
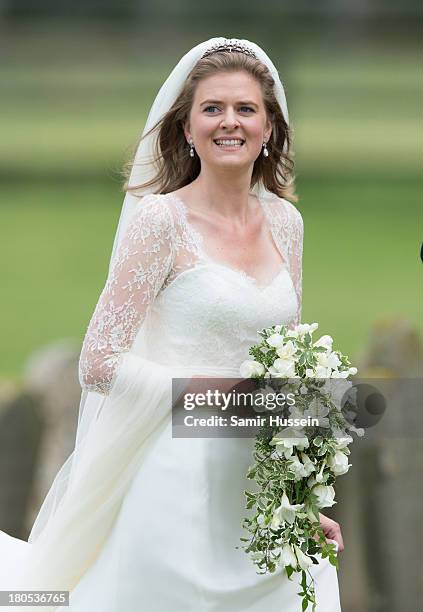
[78, 195, 175, 395]
[288, 203, 304, 327]
[19, 196, 187, 597]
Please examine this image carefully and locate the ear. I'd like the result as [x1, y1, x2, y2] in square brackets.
[183, 120, 191, 143]
[264, 116, 273, 142]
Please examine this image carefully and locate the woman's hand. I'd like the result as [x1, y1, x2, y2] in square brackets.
[319, 513, 344, 552]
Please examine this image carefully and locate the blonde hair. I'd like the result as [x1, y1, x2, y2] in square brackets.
[123, 50, 297, 202]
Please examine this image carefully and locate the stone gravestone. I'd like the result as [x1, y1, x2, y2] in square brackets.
[0, 384, 43, 540]
[332, 316, 423, 612]
[22, 340, 81, 532]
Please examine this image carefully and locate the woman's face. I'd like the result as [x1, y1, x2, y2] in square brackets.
[184, 70, 272, 170]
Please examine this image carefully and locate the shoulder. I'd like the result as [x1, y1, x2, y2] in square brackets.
[120, 193, 178, 250]
[262, 193, 303, 231]
[127, 193, 180, 236]
[279, 198, 303, 228]
[285, 200, 303, 235]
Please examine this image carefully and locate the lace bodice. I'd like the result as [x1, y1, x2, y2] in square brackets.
[78, 192, 304, 395]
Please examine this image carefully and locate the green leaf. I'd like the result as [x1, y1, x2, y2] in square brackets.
[286, 565, 294, 579]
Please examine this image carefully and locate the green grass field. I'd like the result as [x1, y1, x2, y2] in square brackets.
[1, 47, 422, 379]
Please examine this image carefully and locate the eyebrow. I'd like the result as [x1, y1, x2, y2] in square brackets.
[199, 99, 259, 108]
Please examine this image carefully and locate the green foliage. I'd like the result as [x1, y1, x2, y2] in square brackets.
[239, 323, 358, 610]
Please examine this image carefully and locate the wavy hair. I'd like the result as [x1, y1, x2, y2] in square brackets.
[123, 50, 297, 202]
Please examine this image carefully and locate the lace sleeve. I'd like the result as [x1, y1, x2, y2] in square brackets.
[78, 195, 174, 395]
[287, 203, 304, 327]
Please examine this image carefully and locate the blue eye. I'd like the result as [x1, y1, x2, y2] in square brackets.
[203, 105, 255, 113]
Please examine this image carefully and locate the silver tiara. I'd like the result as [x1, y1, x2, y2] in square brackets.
[201, 39, 257, 60]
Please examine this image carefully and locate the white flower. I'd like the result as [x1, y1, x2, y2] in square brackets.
[317, 350, 342, 371]
[276, 340, 297, 360]
[266, 333, 285, 348]
[314, 334, 333, 351]
[332, 431, 353, 449]
[349, 424, 365, 437]
[287, 328, 299, 338]
[316, 352, 330, 368]
[239, 360, 265, 378]
[271, 491, 304, 528]
[327, 352, 342, 370]
[322, 378, 353, 410]
[303, 396, 330, 428]
[312, 484, 336, 508]
[300, 452, 316, 476]
[308, 462, 326, 486]
[287, 455, 307, 481]
[296, 322, 319, 336]
[280, 543, 298, 568]
[268, 358, 296, 378]
[270, 431, 309, 457]
[315, 365, 331, 379]
[294, 545, 313, 570]
[348, 367, 358, 375]
[327, 450, 351, 475]
[331, 368, 349, 378]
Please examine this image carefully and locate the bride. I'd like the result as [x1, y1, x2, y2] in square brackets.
[0, 37, 343, 610]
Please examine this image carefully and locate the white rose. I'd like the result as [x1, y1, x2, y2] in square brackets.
[269, 358, 296, 378]
[314, 334, 333, 351]
[266, 333, 285, 348]
[327, 450, 351, 475]
[276, 340, 297, 360]
[294, 545, 313, 570]
[239, 360, 265, 378]
[312, 484, 336, 508]
[349, 367, 358, 375]
[280, 543, 298, 568]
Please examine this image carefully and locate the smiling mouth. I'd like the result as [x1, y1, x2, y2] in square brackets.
[213, 139, 245, 148]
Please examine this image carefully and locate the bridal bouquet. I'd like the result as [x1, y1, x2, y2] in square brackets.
[238, 322, 361, 611]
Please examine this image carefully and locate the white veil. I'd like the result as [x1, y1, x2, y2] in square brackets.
[16, 36, 290, 603]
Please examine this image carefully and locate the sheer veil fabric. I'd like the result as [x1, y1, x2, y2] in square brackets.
[0, 37, 322, 611]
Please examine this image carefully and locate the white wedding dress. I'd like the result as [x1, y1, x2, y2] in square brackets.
[1, 191, 341, 611]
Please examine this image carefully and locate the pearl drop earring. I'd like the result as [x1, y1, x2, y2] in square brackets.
[189, 140, 195, 158]
[262, 141, 269, 158]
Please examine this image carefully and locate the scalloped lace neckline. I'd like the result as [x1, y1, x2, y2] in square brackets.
[164, 192, 289, 291]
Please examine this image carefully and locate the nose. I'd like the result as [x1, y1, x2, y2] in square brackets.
[220, 108, 240, 130]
